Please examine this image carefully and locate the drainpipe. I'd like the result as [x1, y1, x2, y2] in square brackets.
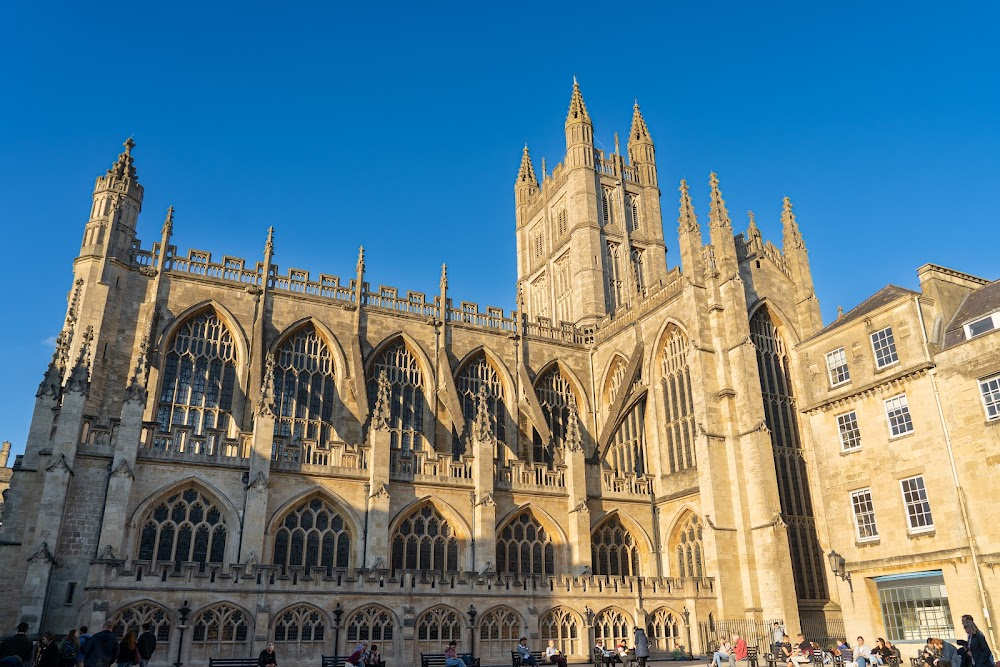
[914, 296, 995, 649]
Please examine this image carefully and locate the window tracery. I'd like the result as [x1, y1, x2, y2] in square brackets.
[554, 255, 572, 324]
[671, 514, 704, 578]
[191, 604, 250, 646]
[591, 515, 641, 576]
[111, 602, 171, 642]
[539, 608, 580, 657]
[456, 354, 507, 459]
[390, 504, 461, 573]
[607, 398, 647, 477]
[272, 497, 350, 573]
[628, 195, 640, 232]
[273, 604, 325, 644]
[416, 606, 462, 655]
[137, 487, 227, 571]
[660, 326, 695, 472]
[346, 606, 394, 643]
[478, 607, 524, 662]
[645, 608, 681, 652]
[367, 340, 426, 455]
[156, 311, 237, 436]
[534, 366, 579, 465]
[604, 241, 626, 312]
[273, 325, 337, 445]
[496, 510, 555, 576]
[593, 608, 632, 647]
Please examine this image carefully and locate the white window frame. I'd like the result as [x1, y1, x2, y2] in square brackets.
[837, 410, 862, 451]
[900, 475, 934, 534]
[884, 394, 914, 438]
[964, 312, 1000, 339]
[826, 347, 851, 387]
[871, 326, 899, 369]
[850, 487, 879, 542]
[979, 373, 1000, 421]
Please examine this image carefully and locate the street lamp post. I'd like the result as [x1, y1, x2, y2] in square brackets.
[174, 600, 191, 667]
[682, 606, 693, 660]
[827, 550, 853, 592]
[466, 605, 478, 656]
[332, 603, 344, 657]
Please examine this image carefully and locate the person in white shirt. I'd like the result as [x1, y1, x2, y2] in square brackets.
[855, 637, 873, 667]
[713, 641, 732, 667]
[544, 640, 566, 667]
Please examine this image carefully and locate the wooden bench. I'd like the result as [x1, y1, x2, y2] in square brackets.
[420, 652, 481, 667]
[208, 659, 257, 667]
[511, 650, 546, 666]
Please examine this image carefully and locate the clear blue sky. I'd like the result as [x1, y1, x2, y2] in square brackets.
[1, 2, 997, 458]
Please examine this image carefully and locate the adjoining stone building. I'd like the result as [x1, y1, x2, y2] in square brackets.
[798, 266, 1000, 653]
[2, 81, 840, 664]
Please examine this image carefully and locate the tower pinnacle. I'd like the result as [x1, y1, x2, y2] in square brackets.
[566, 78, 591, 125]
[162, 206, 174, 238]
[678, 180, 699, 235]
[516, 145, 538, 187]
[629, 102, 652, 146]
[781, 197, 805, 251]
[708, 173, 733, 230]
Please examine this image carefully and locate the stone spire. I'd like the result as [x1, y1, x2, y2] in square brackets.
[566, 76, 591, 125]
[440, 263, 448, 294]
[36, 350, 64, 399]
[564, 78, 594, 169]
[677, 180, 704, 281]
[746, 210, 763, 250]
[161, 206, 174, 238]
[264, 226, 275, 260]
[781, 197, 805, 251]
[516, 145, 538, 188]
[708, 172, 733, 230]
[628, 102, 652, 147]
[65, 326, 94, 394]
[678, 180, 700, 236]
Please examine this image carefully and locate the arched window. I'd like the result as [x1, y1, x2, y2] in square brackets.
[346, 606, 395, 644]
[111, 602, 171, 642]
[455, 354, 508, 459]
[671, 514, 704, 578]
[631, 248, 645, 293]
[273, 325, 337, 445]
[646, 608, 681, 652]
[592, 515, 641, 576]
[539, 607, 580, 657]
[604, 241, 626, 312]
[750, 309, 828, 601]
[416, 606, 462, 656]
[156, 310, 237, 436]
[496, 510, 555, 577]
[607, 398, 647, 478]
[593, 608, 632, 647]
[660, 326, 695, 473]
[601, 189, 613, 227]
[190, 604, 250, 658]
[534, 365, 580, 465]
[628, 195, 640, 232]
[273, 604, 325, 644]
[367, 340, 426, 455]
[554, 255, 572, 324]
[272, 497, 351, 573]
[390, 504, 461, 573]
[137, 487, 227, 571]
[478, 607, 524, 662]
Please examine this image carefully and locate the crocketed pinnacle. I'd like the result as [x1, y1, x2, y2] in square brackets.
[264, 226, 275, 257]
[516, 144, 538, 187]
[708, 173, 732, 230]
[629, 102, 652, 145]
[746, 210, 762, 242]
[565, 78, 591, 125]
[65, 326, 94, 394]
[678, 180, 701, 236]
[440, 263, 448, 293]
[162, 206, 174, 238]
[108, 137, 138, 182]
[781, 196, 806, 251]
[356, 245, 365, 276]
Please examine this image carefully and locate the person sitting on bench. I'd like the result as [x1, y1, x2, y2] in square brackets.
[516, 638, 538, 667]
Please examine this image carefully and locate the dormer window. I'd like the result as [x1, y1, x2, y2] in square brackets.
[965, 312, 1000, 339]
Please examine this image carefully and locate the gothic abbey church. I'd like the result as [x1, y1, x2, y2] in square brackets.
[0, 81, 838, 664]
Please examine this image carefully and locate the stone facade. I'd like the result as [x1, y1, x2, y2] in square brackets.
[1, 82, 852, 665]
[798, 265, 1000, 652]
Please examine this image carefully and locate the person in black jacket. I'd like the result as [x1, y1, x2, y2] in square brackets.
[135, 626, 155, 667]
[258, 643, 277, 667]
[36, 633, 61, 667]
[960, 616, 993, 667]
[82, 621, 118, 667]
[1, 624, 34, 665]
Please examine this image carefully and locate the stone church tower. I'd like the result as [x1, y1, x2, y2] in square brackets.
[0, 82, 837, 665]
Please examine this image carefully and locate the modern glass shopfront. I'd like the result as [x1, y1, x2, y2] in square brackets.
[875, 571, 955, 642]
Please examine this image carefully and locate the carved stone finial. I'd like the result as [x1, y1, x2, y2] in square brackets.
[371, 370, 391, 432]
[471, 385, 494, 444]
[517, 145, 538, 187]
[565, 401, 583, 453]
[440, 263, 448, 293]
[356, 246, 365, 277]
[614, 131, 620, 155]
[124, 137, 135, 154]
[256, 353, 276, 418]
[540, 157, 546, 178]
[837, 305, 844, 319]
[746, 210, 762, 250]
[27, 542, 57, 565]
[109, 138, 138, 182]
[161, 206, 174, 238]
[708, 172, 732, 230]
[781, 196, 805, 251]
[265, 226, 275, 257]
[65, 326, 94, 394]
[678, 179, 700, 236]
[36, 355, 63, 399]
[125, 337, 150, 404]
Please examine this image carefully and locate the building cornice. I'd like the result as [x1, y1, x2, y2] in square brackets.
[801, 361, 934, 414]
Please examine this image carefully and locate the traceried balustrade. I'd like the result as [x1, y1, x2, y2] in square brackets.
[389, 449, 473, 482]
[601, 471, 653, 495]
[142, 424, 250, 462]
[271, 437, 367, 472]
[494, 460, 566, 490]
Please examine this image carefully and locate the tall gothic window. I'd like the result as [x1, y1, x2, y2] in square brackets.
[478, 607, 524, 663]
[750, 308, 828, 601]
[137, 488, 227, 571]
[112, 602, 171, 642]
[660, 326, 696, 472]
[156, 311, 237, 435]
[368, 340, 426, 454]
[272, 497, 351, 574]
[530, 275, 549, 319]
[346, 606, 395, 644]
[554, 255, 572, 324]
[273, 325, 337, 445]
[593, 608, 632, 646]
[190, 604, 250, 657]
[601, 189, 613, 227]
[631, 248, 646, 293]
[604, 241, 627, 312]
[534, 366, 580, 465]
[273, 604, 325, 644]
[416, 606, 462, 656]
[646, 608, 681, 652]
[390, 504, 461, 573]
[592, 515, 640, 576]
[496, 510, 555, 576]
[671, 514, 704, 578]
[539, 608, 580, 657]
[456, 354, 508, 458]
[628, 195, 640, 232]
[607, 398, 647, 477]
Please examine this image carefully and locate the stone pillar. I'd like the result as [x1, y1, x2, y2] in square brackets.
[240, 354, 276, 563]
[0, 441, 10, 467]
[365, 372, 392, 569]
[564, 406, 591, 572]
[471, 387, 497, 572]
[96, 388, 145, 558]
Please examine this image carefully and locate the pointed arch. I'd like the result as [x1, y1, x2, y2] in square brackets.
[110, 599, 173, 641]
[539, 606, 582, 657]
[130, 475, 241, 531]
[600, 353, 631, 412]
[270, 602, 328, 661]
[365, 333, 433, 459]
[389, 497, 470, 573]
[265, 486, 362, 540]
[454, 345, 516, 402]
[269, 317, 348, 386]
[532, 360, 589, 465]
[603, 388, 649, 478]
[666, 510, 705, 578]
[495, 507, 559, 577]
[364, 331, 436, 393]
[454, 347, 512, 459]
[655, 321, 697, 473]
[189, 601, 253, 659]
[415, 605, 463, 655]
[747, 298, 802, 346]
[345, 603, 398, 643]
[478, 606, 525, 663]
[645, 607, 683, 652]
[590, 510, 653, 577]
[156, 300, 250, 369]
[532, 359, 591, 415]
[154, 302, 246, 438]
[646, 317, 694, 375]
[593, 606, 634, 646]
[495, 503, 569, 546]
[266, 489, 357, 572]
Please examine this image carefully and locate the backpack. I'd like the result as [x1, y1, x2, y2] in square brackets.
[61, 641, 78, 661]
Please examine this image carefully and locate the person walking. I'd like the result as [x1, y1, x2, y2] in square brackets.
[82, 621, 118, 667]
[1, 623, 34, 665]
[116, 632, 138, 667]
[633, 628, 651, 667]
[961, 616, 993, 667]
[258, 643, 277, 667]
[59, 631, 79, 667]
[35, 633, 60, 667]
[135, 626, 155, 667]
[76, 629, 91, 667]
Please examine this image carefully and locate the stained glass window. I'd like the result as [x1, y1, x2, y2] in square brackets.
[137, 488, 226, 571]
[272, 497, 350, 573]
[273, 325, 337, 445]
[390, 505, 461, 574]
[591, 515, 640, 576]
[496, 510, 555, 577]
